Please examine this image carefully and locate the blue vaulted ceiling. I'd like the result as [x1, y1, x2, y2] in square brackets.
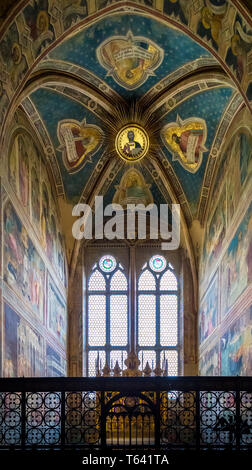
[159, 86, 234, 215]
[26, 9, 237, 222]
[48, 13, 215, 99]
[31, 87, 105, 203]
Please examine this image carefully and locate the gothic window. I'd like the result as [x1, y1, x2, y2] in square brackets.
[137, 255, 179, 375]
[86, 252, 180, 376]
[86, 255, 128, 376]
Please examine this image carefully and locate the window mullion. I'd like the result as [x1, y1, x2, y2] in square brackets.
[106, 276, 110, 366]
[156, 275, 161, 367]
[129, 245, 136, 352]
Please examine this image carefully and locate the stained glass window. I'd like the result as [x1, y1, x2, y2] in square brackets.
[99, 255, 116, 273]
[138, 270, 156, 290]
[86, 252, 180, 377]
[137, 255, 179, 376]
[138, 295, 156, 346]
[149, 255, 167, 272]
[86, 255, 128, 376]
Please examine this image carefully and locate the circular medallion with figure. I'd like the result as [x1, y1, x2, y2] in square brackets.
[115, 124, 149, 162]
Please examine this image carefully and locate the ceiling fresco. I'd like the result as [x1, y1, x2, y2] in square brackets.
[159, 86, 234, 214]
[0, 0, 251, 237]
[48, 13, 215, 98]
[102, 163, 168, 210]
[31, 87, 106, 203]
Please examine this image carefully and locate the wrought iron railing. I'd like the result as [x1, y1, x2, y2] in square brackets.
[0, 377, 252, 451]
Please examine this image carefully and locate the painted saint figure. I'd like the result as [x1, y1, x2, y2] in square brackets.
[171, 126, 204, 164]
[113, 169, 153, 208]
[97, 30, 164, 90]
[57, 119, 103, 173]
[123, 130, 142, 157]
[162, 115, 207, 173]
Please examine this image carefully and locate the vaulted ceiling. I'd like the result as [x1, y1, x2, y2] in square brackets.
[0, 0, 251, 232]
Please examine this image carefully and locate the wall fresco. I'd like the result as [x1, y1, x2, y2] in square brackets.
[48, 278, 67, 347]
[2, 126, 67, 378]
[199, 127, 252, 376]
[199, 343, 219, 376]
[221, 202, 252, 318]
[221, 305, 252, 376]
[4, 302, 44, 377]
[199, 271, 218, 344]
[8, 132, 66, 286]
[4, 200, 45, 320]
[46, 344, 66, 377]
[201, 130, 252, 281]
[202, 183, 226, 277]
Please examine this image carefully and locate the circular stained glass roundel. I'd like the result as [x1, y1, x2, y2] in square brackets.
[99, 255, 116, 273]
[149, 255, 167, 272]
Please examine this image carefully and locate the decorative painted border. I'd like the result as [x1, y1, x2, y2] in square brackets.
[140, 57, 219, 104]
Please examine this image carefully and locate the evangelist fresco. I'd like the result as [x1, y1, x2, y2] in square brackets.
[46, 344, 66, 377]
[4, 201, 45, 320]
[48, 278, 67, 347]
[4, 302, 44, 377]
[221, 202, 252, 318]
[97, 30, 164, 90]
[221, 305, 252, 376]
[113, 169, 153, 208]
[199, 272, 218, 344]
[162, 115, 207, 173]
[199, 343, 219, 376]
[57, 118, 103, 173]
